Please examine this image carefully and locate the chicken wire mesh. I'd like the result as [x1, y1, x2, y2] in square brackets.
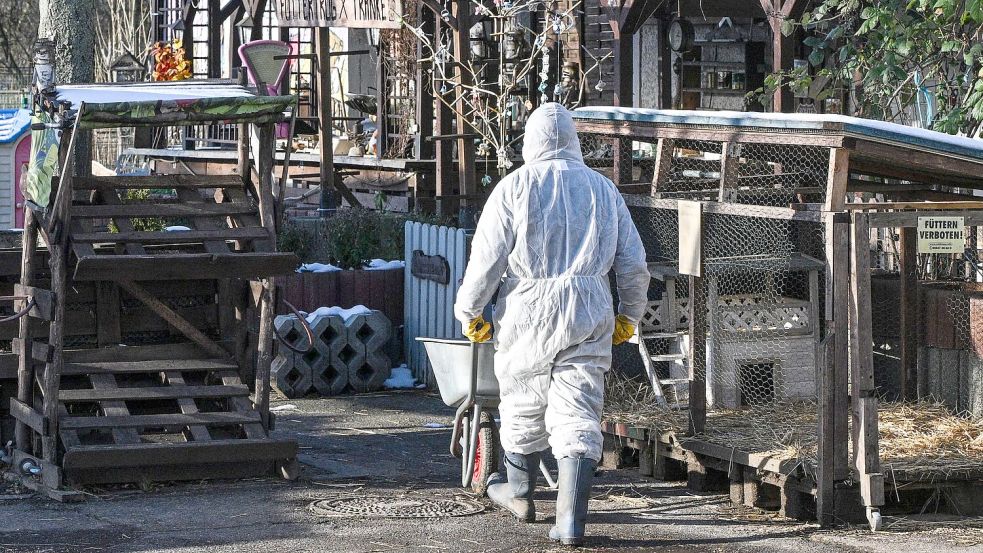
[579, 133, 830, 208]
[865, 220, 983, 476]
[608, 196, 828, 469]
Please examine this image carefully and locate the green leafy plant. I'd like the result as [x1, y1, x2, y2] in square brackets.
[757, 0, 983, 135]
[278, 208, 452, 269]
[108, 189, 167, 233]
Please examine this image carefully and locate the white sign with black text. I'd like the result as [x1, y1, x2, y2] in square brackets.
[917, 216, 965, 254]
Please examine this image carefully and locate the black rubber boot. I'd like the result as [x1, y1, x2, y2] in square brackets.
[548, 456, 596, 546]
[487, 451, 541, 522]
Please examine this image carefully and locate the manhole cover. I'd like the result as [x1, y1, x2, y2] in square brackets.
[309, 496, 485, 518]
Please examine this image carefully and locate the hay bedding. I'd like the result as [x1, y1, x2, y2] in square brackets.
[603, 375, 983, 478]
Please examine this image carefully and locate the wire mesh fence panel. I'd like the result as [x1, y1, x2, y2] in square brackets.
[865, 218, 983, 479]
[607, 193, 829, 471]
[578, 132, 829, 207]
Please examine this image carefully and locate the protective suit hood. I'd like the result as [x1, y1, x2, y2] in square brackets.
[521, 103, 584, 165]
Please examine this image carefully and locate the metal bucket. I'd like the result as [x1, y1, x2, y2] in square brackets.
[416, 338, 498, 407]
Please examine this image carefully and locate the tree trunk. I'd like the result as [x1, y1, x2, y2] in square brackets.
[38, 0, 94, 174]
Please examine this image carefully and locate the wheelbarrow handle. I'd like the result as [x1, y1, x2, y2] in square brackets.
[449, 342, 482, 459]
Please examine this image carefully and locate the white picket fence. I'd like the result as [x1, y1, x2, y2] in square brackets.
[403, 221, 470, 387]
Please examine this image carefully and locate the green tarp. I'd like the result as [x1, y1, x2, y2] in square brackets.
[25, 113, 59, 208]
[77, 95, 295, 129]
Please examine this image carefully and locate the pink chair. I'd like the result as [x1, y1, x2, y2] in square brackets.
[238, 40, 292, 137]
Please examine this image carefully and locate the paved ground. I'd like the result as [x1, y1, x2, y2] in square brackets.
[1, 391, 983, 552]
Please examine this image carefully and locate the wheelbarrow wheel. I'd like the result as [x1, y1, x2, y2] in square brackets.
[465, 411, 500, 496]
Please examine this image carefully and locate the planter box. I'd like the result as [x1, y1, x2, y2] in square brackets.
[276, 268, 404, 326]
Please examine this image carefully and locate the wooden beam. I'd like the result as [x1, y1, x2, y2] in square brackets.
[60, 411, 261, 430]
[898, 227, 918, 401]
[206, 0, 222, 79]
[823, 148, 849, 212]
[843, 200, 983, 211]
[450, 0, 477, 217]
[717, 142, 738, 202]
[611, 18, 634, 185]
[657, 14, 672, 110]
[650, 138, 674, 197]
[59, 384, 248, 402]
[315, 27, 335, 214]
[619, 0, 663, 35]
[688, 274, 707, 435]
[73, 203, 257, 218]
[117, 280, 229, 359]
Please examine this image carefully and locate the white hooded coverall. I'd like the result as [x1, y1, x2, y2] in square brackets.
[453, 103, 650, 462]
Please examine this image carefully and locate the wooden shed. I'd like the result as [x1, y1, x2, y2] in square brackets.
[0, 109, 30, 229]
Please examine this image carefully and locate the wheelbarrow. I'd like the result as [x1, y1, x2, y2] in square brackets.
[417, 338, 557, 495]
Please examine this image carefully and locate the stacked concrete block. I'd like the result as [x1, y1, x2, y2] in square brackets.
[272, 315, 315, 398]
[345, 312, 393, 393]
[272, 310, 393, 396]
[309, 314, 350, 395]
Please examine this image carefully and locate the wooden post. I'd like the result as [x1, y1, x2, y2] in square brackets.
[817, 213, 851, 526]
[650, 138, 673, 197]
[450, 0, 477, 222]
[316, 27, 335, 214]
[207, 0, 222, 79]
[657, 15, 672, 110]
[899, 227, 919, 401]
[255, 281, 275, 429]
[41, 241, 67, 465]
[717, 142, 738, 202]
[849, 212, 884, 512]
[823, 148, 849, 212]
[255, 122, 279, 430]
[611, 19, 633, 186]
[14, 208, 38, 452]
[376, 36, 387, 160]
[689, 274, 707, 435]
[414, 5, 436, 212]
[434, 16, 455, 219]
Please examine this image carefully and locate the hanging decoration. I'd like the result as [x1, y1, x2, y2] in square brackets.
[150, 39, 191, 81]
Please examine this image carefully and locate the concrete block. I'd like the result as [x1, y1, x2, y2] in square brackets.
[346, 311, 392, 353]
[274, 314, 313, 354]
[271, 353, 312, 398]
[348, 350, 391, 393]
[310, 314, 347, 355]
[302, 346, 348, 396]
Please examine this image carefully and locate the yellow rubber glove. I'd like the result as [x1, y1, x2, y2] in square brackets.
[612, 314, 635, 346]
[464, 315, 493, 343]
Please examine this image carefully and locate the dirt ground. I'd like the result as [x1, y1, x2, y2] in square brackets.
[1, 391, 983, 552]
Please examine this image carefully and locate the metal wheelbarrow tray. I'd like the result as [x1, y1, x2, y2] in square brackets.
[417, 338, 556, 494]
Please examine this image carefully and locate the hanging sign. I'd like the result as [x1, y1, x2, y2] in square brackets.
[274, 0, 404, 29]
[917, 216, 965, 254]
[678, 200, 703, 277]
[411, 250, 450, 284]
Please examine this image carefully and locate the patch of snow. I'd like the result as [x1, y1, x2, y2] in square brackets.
[424, 422, 448, 429]
[165, 225, 191, 231]
[364, 258, 406, 271]
[304, 304, 373, 324]
[383, 365, 417, 389]
[270, 404, 299, 412]
[297, 262, 342, 273]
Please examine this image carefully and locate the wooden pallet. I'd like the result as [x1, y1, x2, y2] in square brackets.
[55, 355, 295, 484]
[69, 175, 297, 281]
[601, 421, 983, 522]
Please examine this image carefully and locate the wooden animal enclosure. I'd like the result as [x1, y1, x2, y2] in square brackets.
[575, 108, 983, 529]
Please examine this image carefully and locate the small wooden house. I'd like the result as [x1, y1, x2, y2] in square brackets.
[0, 109, 30, 229]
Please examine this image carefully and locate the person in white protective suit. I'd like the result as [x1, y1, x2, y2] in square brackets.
[453, 103, 650, 546]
